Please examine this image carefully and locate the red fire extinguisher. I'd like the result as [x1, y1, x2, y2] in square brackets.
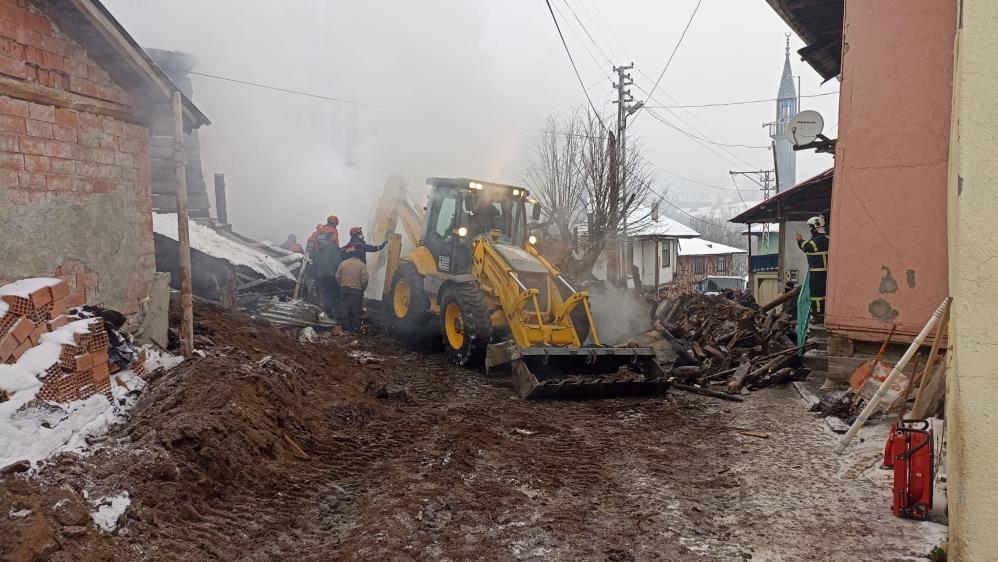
[883, 419, 934, 520]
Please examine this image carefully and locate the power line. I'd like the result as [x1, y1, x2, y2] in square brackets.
[658, 167, 766, 192]
[636, 0, 703, 125]
[645, 90, 840, 109]
[170, 69, 376, 107]
[544, 0, 607, 130]
[643, 107, 771, 149]
[560, 0, 613, 65]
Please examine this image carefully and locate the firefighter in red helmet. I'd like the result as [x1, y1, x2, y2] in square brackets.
[308, 215, 342, 320]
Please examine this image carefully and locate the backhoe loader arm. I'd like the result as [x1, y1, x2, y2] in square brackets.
[369, 174, 425, 273]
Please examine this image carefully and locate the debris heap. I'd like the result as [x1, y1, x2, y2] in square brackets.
[634, 292, 807, 396]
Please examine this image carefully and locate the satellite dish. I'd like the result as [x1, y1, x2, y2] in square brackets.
[789, 110, 825, 145]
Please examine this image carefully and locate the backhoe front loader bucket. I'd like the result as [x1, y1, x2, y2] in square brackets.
[487, 343, 671, 399]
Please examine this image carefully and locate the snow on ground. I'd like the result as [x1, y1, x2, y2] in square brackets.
[152, 213, 293, 280]
[0, 323, 182, 470]
[90, 492, 130, 532]
[0, 300, 8, 321]
[143, 348, 184, 372]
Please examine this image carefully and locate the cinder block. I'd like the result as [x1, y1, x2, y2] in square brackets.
[9, 315, 32, 343]
[64, 290, 85, 309]
[27, 285, 52, 308]
[73, 352, 93, 372]
[0, 333, 17, 361]
[1, 294, 32, 316]
[28, 322, 47, 345]
[48, 298, 66, 319]
[92, 361, 110, 382]
[11, 339, 31, 361]
[47, 314, 69, 330]
[91, 348, 108, 366]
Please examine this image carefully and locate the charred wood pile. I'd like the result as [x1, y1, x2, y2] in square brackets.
[629, 292, 809, 396]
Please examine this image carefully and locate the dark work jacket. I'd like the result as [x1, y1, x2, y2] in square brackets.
[798, 233, 829, 272]
[314, 231, 342, 278]
[341, 235, 386, 264]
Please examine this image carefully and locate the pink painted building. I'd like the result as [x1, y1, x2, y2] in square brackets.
[765, 0, 956, 378]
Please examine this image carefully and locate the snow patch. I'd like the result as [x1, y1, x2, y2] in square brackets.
[299, 326, 318, 343]
[0, 370, 146, 470]
[90, 492, 130, 532]
[8, 508, 32, 518]
[152, 213, 293, 279]
[0, 300, 8, 321]
[0, 277, 63, 299]
[143, 348, 184, 372]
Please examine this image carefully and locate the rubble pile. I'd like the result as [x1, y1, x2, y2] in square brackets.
[638, 292, 807, 395]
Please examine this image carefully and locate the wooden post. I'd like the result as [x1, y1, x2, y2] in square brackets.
[172, 92, 193, 358]
[214, 173, 228, 227]
[224, 267, 237, 311]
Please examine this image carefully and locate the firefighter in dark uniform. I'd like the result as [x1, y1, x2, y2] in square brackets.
[795, 215, 830, 321]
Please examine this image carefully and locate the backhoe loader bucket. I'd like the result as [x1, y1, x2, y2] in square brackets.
[487, 343, 671, 399]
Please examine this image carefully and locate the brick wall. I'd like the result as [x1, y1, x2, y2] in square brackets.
[0, 0, 155, 318]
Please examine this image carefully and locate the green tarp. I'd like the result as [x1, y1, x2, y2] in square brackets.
[796, 270, 811, 354]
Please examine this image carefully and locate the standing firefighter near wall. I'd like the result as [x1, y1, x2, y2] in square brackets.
[795, 215, 830, 322]
[309, 216, 342, 320]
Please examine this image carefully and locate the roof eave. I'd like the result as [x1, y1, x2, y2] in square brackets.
[57, 0, 210, 130]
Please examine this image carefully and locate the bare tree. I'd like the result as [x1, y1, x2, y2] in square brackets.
[524, 114, 587, 242]
[525, 107, 662, 280]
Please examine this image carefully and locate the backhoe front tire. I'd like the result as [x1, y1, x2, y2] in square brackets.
[387, 262, 433, 343]
[439, 284, 492, 366]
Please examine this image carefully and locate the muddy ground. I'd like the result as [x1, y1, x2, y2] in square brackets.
[1, 302, 944, 561]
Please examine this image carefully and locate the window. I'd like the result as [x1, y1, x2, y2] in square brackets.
[660, 241, 671, 268]
[717, 255, 727, 272]
[693, 256, 705, 274]
[434, 195, 458, 238]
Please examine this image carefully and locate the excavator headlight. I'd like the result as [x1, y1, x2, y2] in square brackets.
[457, 226, 468, 237]
[469, 182, 482, 190]
[512, 189, 521, 196]
[528, 235, 537, 245]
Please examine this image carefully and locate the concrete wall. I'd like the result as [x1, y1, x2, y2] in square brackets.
[946, 0, 998, 557]
[781, 221, 809, 285]
[0, 1, 155, 316]
[826, 0, 956, 342]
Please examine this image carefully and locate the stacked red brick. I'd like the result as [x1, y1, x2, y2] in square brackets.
[0, 277, 112, 402]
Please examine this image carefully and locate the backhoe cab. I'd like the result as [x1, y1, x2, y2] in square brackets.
[384, 177, 668, 399]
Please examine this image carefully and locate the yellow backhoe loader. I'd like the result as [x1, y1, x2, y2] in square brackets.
[374, 176, 669, 399]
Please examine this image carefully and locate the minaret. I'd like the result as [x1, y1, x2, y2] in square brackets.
[771, 34, 797, 192]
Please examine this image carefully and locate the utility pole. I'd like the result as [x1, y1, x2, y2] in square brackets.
[610, 64, 643, 284]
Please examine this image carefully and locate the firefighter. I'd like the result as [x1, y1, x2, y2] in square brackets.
[340, 226, 386, 264]
[795, 215, 830, 321]
[279, 233, 304, 254]
[310, 216, 342, 320]
[335, 250, 368, 333]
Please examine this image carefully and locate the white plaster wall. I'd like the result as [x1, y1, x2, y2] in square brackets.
[946, 1, 998, 558]
[782, 220, 810, 285]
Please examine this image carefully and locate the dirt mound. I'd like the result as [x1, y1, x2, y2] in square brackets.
[1, 300, 383, 561]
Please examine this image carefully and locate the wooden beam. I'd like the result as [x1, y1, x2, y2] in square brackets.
[0, 74, 135, 122]
[172, 91, 194, 359]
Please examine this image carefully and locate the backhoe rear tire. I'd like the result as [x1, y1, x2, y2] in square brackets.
[387, 262, 433, 343]
[439, 283, 492, 366]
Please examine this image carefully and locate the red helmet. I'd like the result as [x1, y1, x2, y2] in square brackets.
[326, 215, 339, 226]
[349, 226, 363, 236]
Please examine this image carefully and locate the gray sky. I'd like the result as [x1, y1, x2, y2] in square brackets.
[102, 0, 838, 242]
